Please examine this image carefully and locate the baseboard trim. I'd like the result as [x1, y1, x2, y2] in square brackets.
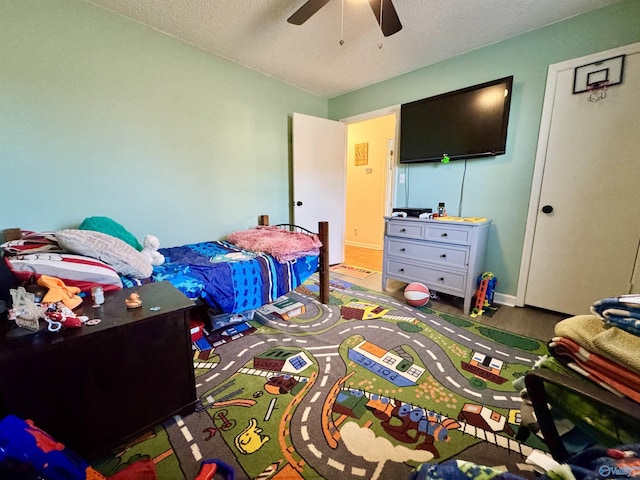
[493, 292, 516, 308]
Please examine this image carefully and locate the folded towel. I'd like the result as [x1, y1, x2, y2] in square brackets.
[548, 336, 640, 403]
[591, 294, 640, 336]
[554, 315, 640, 375]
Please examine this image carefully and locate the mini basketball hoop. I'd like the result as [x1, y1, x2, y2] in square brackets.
[587, 81, 608, 102]
[573, 54, 625, 103]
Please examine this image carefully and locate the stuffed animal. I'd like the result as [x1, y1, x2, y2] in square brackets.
[141, 234, 165, 266]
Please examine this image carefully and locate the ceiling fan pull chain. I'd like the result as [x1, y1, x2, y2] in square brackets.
[339, 0, 345, 45]
[378, 0, 383, 48]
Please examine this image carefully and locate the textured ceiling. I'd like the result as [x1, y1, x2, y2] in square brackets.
[87, 0, 621, 98]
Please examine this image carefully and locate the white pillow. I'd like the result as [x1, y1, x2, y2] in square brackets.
[56, 229, 152, 279]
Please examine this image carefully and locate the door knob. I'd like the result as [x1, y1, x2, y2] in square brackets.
[541, 205, 554, 214]
[295, 201, 303, 206]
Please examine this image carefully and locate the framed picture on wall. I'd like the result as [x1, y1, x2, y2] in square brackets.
[355, 142, 368, 166]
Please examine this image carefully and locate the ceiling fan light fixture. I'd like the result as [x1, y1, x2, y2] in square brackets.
[287, 0, 402, 38]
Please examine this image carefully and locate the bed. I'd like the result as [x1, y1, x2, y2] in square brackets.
[1, 215, 329, 316]
[130, 216, 329, 313]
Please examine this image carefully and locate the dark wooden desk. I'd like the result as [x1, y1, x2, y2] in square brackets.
[0, 281, 196, 459]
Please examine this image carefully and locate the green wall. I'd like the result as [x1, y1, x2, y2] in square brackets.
[329, 0, 640, 297]
[0, 0, 326, 246]
[3, 0, 640, 299]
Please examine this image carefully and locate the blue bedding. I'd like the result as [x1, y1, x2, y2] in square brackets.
[149, 240, 318, 314]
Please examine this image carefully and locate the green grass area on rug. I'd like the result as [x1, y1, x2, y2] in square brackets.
[91, 276, 548, 480]
[329, 263, 376, 278]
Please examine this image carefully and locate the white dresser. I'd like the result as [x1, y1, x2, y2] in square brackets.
[382, 216, 491, 314]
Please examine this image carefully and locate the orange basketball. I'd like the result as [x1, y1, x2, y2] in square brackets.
[404, 282, 430, 307]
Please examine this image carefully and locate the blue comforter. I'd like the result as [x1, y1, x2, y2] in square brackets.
[152, 240, 318, 314]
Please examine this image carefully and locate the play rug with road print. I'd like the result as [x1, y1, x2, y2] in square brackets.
[92, 276, 549, 480]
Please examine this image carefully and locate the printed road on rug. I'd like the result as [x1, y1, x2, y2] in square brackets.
[92, 276, 549, 480]
[329, 263, 376, 278]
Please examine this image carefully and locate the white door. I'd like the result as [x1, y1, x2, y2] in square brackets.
[522, 44, 640, 315]
[292, 112, 346, 265]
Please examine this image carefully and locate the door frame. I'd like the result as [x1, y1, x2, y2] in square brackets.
[339, 105, 401, 219]
[516, 42, 640, 307]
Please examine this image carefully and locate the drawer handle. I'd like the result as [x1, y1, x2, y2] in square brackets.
[440, 254, 446, 258]
[400, 248, 406, 252]
[399, 268, 404, 272]
[438, 277, 445, 282]
[441, 233, 448, 237]
[400, 228, 406, 232]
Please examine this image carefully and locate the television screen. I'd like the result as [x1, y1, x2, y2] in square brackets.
[399, 76, 513, 164]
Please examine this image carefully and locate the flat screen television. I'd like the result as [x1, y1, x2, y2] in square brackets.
[399, 76, 513, 164]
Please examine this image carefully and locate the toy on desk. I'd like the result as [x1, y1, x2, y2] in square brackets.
[37, 275, 83, 310]
[8, 287, 46, 331]
[441, 154, 450, 164]
[125, 292, 142, 309]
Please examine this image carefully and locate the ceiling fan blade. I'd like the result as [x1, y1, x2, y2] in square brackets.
[287, 0, 333, 25]
[368, 0, 402, 37]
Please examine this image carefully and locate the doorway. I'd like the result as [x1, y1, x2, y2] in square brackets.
[341, 107, 399, 271]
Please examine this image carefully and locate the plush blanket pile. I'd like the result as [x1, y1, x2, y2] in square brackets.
[227, 226, 322, 263]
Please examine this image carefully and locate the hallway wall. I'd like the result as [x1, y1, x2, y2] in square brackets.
[345, 114, 396, 249]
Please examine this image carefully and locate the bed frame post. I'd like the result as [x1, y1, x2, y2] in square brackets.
[318, 221, 329, 305]
[258, 215, 269, 226]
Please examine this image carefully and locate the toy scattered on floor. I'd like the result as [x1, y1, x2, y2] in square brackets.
[140, 234, 165, 266]
[404, 282, 431, 307]
[195, 458, 235, 480]
[0, 414, 107, 480]
[471, 272, 497, 317]
[37, 274, 82, 309]
[125, 292, 142, 309]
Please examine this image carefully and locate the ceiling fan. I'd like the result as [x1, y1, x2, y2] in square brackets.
[287, 0, 402, 37]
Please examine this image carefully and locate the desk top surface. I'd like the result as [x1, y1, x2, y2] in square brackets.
[1, 281, 194, 355]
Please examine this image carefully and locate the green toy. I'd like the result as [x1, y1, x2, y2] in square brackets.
[441, 154, 450, 164]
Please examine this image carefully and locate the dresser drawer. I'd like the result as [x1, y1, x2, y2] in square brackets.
[386, 238, 469, 268]
[386, 221, 424, 239]
[385, 260, 466, 294]
[425, 224, 473, 245]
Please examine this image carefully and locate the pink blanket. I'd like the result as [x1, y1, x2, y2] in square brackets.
[227, 226, 322, 263]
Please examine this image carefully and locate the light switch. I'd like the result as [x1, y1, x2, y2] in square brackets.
[366, 168, 373, 174]
[399, 173, 406, 184]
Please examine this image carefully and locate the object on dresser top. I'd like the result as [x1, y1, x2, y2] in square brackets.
[391, 207, 432, 218]
[433, 216, 488, 223]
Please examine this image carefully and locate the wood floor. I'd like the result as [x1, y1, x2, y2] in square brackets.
[341, 244, 565, 342]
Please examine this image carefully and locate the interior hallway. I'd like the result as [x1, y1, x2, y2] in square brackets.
[341, 245, 564, 342]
